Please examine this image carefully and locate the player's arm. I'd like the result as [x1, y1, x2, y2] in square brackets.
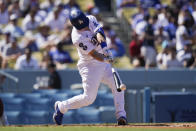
[92, 28, 106, 45]
[96, 28, 106, 43]
[88, 49, 113, 63]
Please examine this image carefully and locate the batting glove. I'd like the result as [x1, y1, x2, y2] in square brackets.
[104, 50, 114, 63]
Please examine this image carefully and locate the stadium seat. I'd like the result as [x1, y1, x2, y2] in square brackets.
[23, 111, 50, 125]
[32, 89, 58, 95]
[3, 98, 24, 111]
[25, 98, 51, 111]
[91, 90, 109, 107]
[58, 89, 83, 97]
[44, 93, 69, 101]
[76, 107, 100, 123]
[5, 111, 22, 125]
[15, 93, 42, 100]
[96, 93, 114, 106]
[99, 106, 116, 123]
[0, 93, 15, 99]
[45, 92, 68, 102]
[62, 111, 75, 124]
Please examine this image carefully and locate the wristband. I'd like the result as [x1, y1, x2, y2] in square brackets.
[100, 41, 107, 49]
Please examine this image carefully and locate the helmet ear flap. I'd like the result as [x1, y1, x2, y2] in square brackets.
[69, 8, 89, 30]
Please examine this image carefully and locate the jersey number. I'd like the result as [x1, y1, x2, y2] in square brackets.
[79, 43, 88, 50]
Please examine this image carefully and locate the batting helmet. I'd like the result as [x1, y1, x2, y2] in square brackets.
[69, 8, 89, 30]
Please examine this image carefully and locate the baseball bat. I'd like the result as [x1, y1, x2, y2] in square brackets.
[112, 67, 126, 92]
[99, 41, 126, 92]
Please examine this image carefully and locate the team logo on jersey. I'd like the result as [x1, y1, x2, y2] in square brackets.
[79, 20, 83, 25]
[79, 43, 88, 50]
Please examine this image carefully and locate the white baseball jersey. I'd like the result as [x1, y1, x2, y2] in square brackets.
[71, 15, 103, 64]
[58, 15, 126, 120]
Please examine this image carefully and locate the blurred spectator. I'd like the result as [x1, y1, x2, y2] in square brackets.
[44, 7, 67, 32]
[22, 9, 41, 31]
[40, 0, 55, 13]
[154, 26, 169, 46]
[116, 0, 136, 18]
[1, 37, 23, 69]
[49, 41, 73, 69]
[163, 47, 183, 69]
[20, 31, 38, 52]
[134, 14, 149, 36]
[59, 25, 72, 45]
[34, 62, 61, 90]
[19, 0, 39, 17]
[129, 32, 144, 66]
[40, 51, 52, 69]
[130, 5, 149, 30]
[34, 24, 54, 51]
[141, 16, 157, 69]
[15, 48, 39, 70]
[139, 0, 160, 8]
[192, 3, 196, 23]
[156, 41, 170, 69]
[176, 15, 193, 62]
[164, 14, 177, 40]
[7, 0, 21, 17]
[0, 32, 11, 53]
[178, 43, 194, 68]
[0, 0, 9, 25]
[107, 30, 125, 58]
[47, 62, 61, 89]
[3, 0, 12, 8]
[64, 0, 80, 10]
[156, 4, 169, 28]
[87, 5, 102, 23]
[4, 14, 24, 38]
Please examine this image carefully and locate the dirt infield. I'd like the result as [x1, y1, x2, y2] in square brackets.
[12, 123, 196, 129]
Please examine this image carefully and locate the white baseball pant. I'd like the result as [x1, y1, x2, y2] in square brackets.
[58, 61, 126, 119]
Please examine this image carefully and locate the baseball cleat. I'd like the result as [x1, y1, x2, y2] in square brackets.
[53, 101, 63, 125]
[117, 116, 128, 125]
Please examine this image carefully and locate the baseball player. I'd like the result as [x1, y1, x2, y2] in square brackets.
[53, 8, 127, 125]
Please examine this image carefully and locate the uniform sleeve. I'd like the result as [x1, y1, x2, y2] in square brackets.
[75, 38, 95, 55]
[88, 15, 102, 33]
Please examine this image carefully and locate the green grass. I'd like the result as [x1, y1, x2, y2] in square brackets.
[0, 126, 196, 131]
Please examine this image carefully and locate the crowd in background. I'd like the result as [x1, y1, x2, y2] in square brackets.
[1, 0, 196, 70]
[116, 0, 196, 69]
[0, 0, 124, 70]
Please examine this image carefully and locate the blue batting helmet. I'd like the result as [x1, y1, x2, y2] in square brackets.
[69, 8, 89, 30]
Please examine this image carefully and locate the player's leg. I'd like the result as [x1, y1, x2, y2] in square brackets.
[101, 64, 127, 125]
[54, 63, 105, 124]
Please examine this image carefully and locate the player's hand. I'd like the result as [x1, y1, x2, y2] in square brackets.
[104, 56, 113, 63]
[103, 50, 114, 63]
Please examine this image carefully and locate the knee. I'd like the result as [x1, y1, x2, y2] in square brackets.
[82, 94, 96, 106]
